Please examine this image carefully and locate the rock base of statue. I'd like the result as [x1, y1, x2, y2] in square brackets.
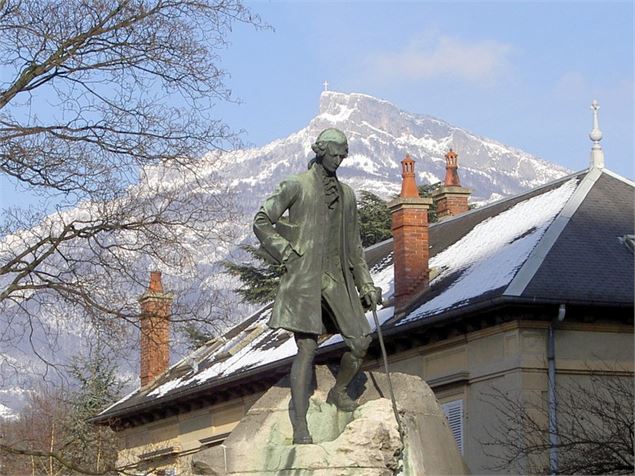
[190, 365, 468, 475]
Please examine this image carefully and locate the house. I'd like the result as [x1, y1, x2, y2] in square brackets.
[93, 106, 634, 474]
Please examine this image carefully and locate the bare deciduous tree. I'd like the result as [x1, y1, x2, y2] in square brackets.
[0, 333, 161, 474]
[0, 0, 264, 355]
[0, 3, 265, 469]
[482, 371, 634, 474]
[0, 345, 125, 475]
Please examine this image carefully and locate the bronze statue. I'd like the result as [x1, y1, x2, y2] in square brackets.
[254, 128, 381, 445]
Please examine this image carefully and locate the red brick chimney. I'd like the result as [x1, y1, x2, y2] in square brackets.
[139, 271, 172, 387]
[389, 155, 432, 315]
[432, 149, 471, 219]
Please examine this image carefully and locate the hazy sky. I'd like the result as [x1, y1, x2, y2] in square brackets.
[216, 1, 633, 179]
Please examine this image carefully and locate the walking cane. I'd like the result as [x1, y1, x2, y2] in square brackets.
[371, 306, 405, 439]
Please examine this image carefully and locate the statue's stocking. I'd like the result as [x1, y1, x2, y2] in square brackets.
[327, 352, 363, 411]
[290, 333, 317, 444]
[327, 337, 369, 411]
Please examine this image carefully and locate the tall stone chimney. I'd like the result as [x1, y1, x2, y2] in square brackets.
[389, 155, 432, 315]
[139, 271, 172, 387]
[432, 149, 471, 219]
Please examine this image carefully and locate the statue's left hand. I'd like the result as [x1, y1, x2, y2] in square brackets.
[361, 286, 383, 311]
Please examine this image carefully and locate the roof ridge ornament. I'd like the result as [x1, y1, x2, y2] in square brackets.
[589, 99, 605, 169]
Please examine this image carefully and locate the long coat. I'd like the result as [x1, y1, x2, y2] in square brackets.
[253, 165, 374, 338]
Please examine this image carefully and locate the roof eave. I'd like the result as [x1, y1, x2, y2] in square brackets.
[93, 292, 632, 425]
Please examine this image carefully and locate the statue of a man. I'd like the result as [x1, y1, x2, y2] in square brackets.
[253, 128, 381, 444]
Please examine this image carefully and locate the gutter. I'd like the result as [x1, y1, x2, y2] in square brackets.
[381, 294, 631, 339]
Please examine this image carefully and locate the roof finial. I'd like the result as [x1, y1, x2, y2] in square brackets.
[323, 80, 329, 92]
[589, 99, 604, 169]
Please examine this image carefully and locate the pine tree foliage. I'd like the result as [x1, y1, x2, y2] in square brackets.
[223, 245, 285, 305]
[359, 183, 441, 237]
[64, 348, 124, 472]
[358, 190, 392, 247]
[182, 323, 215, 351]
[418, 182, 441, 223]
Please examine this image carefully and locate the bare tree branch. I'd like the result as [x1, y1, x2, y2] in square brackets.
[481, 368, 634, 474]
[0, 3, 267, 471]
[0, 0, 263, 338]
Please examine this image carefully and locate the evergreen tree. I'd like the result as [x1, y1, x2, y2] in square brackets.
[223, 245, 285, 305]
[64, 345, 124, 473]
[0, 344, 124, 474]
[358, 190, 393, 247]
[418, 182, 441, 223]
[182, 324, 215, 351]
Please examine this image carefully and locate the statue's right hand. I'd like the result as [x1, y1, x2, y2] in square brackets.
[361, 286, 382, 311]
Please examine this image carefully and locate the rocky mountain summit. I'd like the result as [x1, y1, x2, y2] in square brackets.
[222, 91, 570, 214]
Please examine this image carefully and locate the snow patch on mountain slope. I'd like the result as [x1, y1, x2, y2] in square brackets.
[0, 90, 571, 414]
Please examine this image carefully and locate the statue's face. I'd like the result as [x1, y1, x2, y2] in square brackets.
[321, 141, 348, 173]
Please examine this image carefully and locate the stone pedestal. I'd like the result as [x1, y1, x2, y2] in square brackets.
[190, 366, 468, 475]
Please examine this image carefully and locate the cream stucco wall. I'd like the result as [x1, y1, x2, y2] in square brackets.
[363, 320, 633, 474]
[116, 393, 263, 472]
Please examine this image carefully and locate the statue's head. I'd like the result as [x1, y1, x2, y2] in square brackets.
[311, 128, 348, 173]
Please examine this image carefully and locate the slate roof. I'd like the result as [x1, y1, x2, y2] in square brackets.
[519, 170, 634, 304]
[94, 167, 634, 424]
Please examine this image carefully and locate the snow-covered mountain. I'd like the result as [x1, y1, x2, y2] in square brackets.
[222, 91, 570, 215]
[0, 91, 570, 417]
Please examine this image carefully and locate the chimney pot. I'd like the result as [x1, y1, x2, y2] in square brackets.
[400, 154, 420, 198]
[443, 149, 461, 187]
[149, 271, 164, 293]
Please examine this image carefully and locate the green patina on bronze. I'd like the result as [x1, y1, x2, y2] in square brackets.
[253, 128, 381, 445]
[253, 165, 373, 337]
[253, 128, 376, 338]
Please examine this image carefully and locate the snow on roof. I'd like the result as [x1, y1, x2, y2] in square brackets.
[370, 252, 395, 301]
[400, 177, 579, 324]
[146, 307, 288, 398]
[100, 175, 582, 414]
[319, 305, 396, 347]
[146, 302, 399, 400]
